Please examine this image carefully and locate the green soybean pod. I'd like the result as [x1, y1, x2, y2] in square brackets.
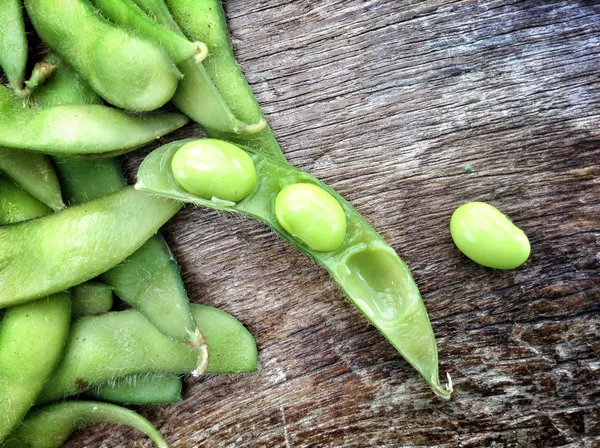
[166, 0, 284, 159]
[0, 0, 27, 91]
[137, 139, 452, 399]
[0, 187, 181, 308]
[71, 281, 114, 318]
[24, 0, 181, 111]
[90, 0, 208, 64]
[0, 85, 189, 156]
[0, 147, 64, 210]
[37, 57, 207, 370]
[33, 53, 102, 107]
[450, 201, 531, 269]
[0, 293, 71, 442]
[1, 401, 167, 448]
[37, 304, 258, 404]
[0, 178, 51, 224]
[127, 0, 271, 141]
[86, 375, 183, 405]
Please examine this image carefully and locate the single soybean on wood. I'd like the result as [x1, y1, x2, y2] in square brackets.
[90, 0, 208, 64]
[450, 202, 530, 270]
[166, 0, 284, 159]
[0, 178, 51, 224]
[39, 54, 208, 368]
[1, 401, 167, 448]
[86, 375, 183, 405]
[0, 147, 64, 211]
[0, 293, 71, 442]
[0, 85, 189, 156]
[71, 281, 114, 318]
[37, 304, 258, 404]
[137, 139, 452, 399]
[0, 0, 27, 91]
[0, 187, 181, 308]
[24, 0, 181, 111]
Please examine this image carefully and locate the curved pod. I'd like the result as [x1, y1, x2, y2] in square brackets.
[136, 139, 452, 399]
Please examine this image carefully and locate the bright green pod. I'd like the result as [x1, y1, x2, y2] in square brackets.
[0, 147, 64, 210]
[71, 281, 114, 318]
[32, 53, 101, 106]
[1, 401, 167, 448]
[0, 0, 27, 91]
[275, 183, 347, 252]
[86, 375, 182, 405]
[166, 0, 284, 159]
[0, 178, 51, 224]
[38, 54, 207, 372]
[90, 0, 208, 64]
[450, 201, 530, 269]
[136, 139, 453, 399]
[126, 0, 272, 142]
[0, 187, 181, 308]
[0, 293, 71, 442]
[37, 304, 258, 404]
[171, 138, 257, 202]
[0, 85, 189, 156]
[24, 0, 181, 111]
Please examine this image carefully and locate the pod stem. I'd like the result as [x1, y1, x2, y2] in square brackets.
[430, 372, 453, 400]
[233, 117, 267, 134]
[17, 61, 55, 99]
[194, 42, 209, 64]
[187, 328, 210, 376]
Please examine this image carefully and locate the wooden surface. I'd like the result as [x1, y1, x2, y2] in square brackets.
[69, 1, 600, 447]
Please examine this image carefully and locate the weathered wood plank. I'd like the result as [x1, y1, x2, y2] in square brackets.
[67, 0, 599, 446]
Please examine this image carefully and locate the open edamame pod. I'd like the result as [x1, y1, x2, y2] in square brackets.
[0, 178, 51, 224]
[0, 0, 27, 91]
[90, 0, 208, 64]
[0, 85, 189, 156]
[37, 56, 209, 373]
[137, 139, 453, 399]
[0, 187, 181, 308]
[71, 281, 114, 318]
[0, 293, 71, 442]
[0, 148, 64, 210]
[24, 0, 181, 111]
[86, 374, 183, 405]
[1, 401, 168, 448]
[166, 0, 284, 159]
[37, 304, 258, 404]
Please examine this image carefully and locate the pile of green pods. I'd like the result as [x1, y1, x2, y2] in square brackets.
[5, 0, 546, 446]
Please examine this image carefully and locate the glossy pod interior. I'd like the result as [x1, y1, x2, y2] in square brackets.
[136, 139, 452, 399]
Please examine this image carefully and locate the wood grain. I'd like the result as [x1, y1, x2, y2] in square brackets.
[67, 0, 599, 446]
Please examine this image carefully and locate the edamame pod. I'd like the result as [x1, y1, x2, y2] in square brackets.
[0, 0, 27, 91]
[33, 53, 101, 107]
[0, 178, 51, 224]
[86, 375, 183, 405]
[0, 293, 71, 442]
[0, 147, 64, 210]
[38, 54, 209, 373]
[71, 281, 114, 318]
[37, 304, 258, 403]
[125, 0, 268, 138]
[0, 187, 181, 307]
[137, 139, 452, 399]
[1, 401, 168, 448]
[0, 85, 189, 156]
[166, 0, 284, 159]
[24, 0, 181, 111]
[90, 0, 208, 64]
